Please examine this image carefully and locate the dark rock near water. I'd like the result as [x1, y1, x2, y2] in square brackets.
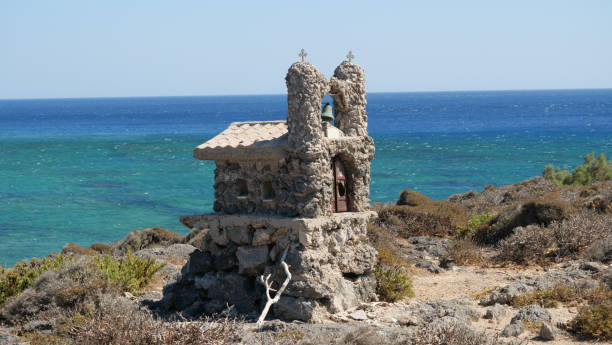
[112, 227, 184, 255]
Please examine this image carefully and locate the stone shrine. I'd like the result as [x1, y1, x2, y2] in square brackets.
[162, 57, 377, 321]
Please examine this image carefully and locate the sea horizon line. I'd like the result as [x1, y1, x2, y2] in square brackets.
[1, 87, 610, 102]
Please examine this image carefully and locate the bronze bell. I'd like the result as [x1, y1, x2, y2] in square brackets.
[321, 102, 334, 122]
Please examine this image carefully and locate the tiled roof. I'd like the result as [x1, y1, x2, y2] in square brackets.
[194, 121, 288, 160]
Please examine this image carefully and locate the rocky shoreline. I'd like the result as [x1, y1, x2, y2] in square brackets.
[1, 177, 610, 344]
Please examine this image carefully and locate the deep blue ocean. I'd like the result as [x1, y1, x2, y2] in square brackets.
[1, 90, 611, 266]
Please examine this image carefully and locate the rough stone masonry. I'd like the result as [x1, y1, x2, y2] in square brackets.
[160, 59, 377, 322]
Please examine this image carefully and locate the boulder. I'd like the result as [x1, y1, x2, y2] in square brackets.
[180, 249, 213, 280]
[272, 296, 316, 321]
[483, 304, 506, 320]
[209, 226, 229, 246]
[511, 305, 551, 324]
[501, 321, 524, 337]
[227, 226, 252, 245]
[135, 243, 196, 262]
[539, 323, 556, 341]
[213, 244, 238, 271]
[252, 227, 276, 246]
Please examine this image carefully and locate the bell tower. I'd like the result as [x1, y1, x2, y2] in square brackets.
[285, 61, 329, 153]
[330, 62, 368, 137]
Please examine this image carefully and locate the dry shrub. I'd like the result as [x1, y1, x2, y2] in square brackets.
[411, 320, 504, 345]
[474, 197, 573, 245]
[89, 243, 111, 254]
[367, 223, 407, 267]
[70, 296, 240, 345]
[550, 212, 612, 258]
[495, 211, 611, 264]
[441, 240, 485, 267]
[376, 202, 467, 238]
[497, 225, 553, 264]
[396, 189, 432, 206]
[584, 238, 612, 263]
[570, 299, 612, 340]
[0, 257, 105, 323]
[62, 243, 97, 256]
[337, 327, 382, 345]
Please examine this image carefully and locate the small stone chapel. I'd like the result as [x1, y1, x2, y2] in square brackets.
[164, 56, 378, 322]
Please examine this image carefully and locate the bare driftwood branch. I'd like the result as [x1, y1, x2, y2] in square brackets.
[256, 246, 291, 326]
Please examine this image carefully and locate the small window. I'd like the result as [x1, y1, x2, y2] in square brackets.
[237, 179, 248, 197]
[262, 181, 275, 199]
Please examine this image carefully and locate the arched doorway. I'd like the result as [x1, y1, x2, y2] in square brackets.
[333, 157, 349, 212]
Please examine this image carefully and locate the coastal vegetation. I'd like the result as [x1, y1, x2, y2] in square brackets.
[543, 153, 612, 186]
[0, 254, 71, 305]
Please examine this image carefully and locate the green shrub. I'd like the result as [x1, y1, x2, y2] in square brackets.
[0, 254, 72, 305]
[543, 153, 612, 186]
[375, 264, 414, 302]
[456, 213, 494, 239]
[570, 300, 612, 340]
[93, 252, 165, 295]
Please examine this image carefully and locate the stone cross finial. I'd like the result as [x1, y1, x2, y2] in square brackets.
[346, 50, 355, 62]
[299, 48, 307, 62]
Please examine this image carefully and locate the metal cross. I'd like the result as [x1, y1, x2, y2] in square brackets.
[346, 50, 355, 62]
[299, 48, 307, 62]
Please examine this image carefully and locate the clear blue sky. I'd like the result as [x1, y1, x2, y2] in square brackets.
[1, 1, 611, 99]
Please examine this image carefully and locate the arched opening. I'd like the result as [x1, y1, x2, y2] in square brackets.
[333, 156, 349, 212]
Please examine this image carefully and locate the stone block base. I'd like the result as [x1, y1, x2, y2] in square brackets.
[161, 212, 378, 321]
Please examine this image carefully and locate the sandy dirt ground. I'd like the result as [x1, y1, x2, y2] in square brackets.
[411, 265, 606, 345]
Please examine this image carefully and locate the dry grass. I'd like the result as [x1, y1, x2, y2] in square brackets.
[510, 284, 612, 308]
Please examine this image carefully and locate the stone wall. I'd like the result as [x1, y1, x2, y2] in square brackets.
[212, 159, 299, 216]
[163, 212, 378, 321]
[212, 135, 374, 218]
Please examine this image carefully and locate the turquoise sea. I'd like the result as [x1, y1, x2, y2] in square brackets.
[1, 90, 611, 266]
